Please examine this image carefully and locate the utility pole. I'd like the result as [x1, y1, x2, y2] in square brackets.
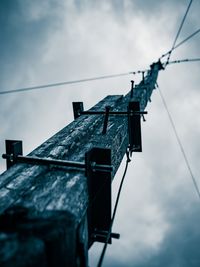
[0, 61, 163, 267]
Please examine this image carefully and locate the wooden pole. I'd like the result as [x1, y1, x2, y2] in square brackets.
[0, 61, 163, 267]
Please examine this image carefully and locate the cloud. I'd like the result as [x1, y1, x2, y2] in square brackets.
[0, 0, 63, 85]
[0, 1, 200, 266]
[133, 202, 200, 267]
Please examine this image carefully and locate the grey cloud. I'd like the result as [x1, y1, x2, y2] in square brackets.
[136, 203, 200, 267]
[0, 0, 67, 172]
[98, 175, 200, 267]
[0, 0, 64, 87]
[0, 1, 200, 266]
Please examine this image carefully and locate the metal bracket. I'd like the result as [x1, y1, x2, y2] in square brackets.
[128, 101, 142, 152]
[2, 141, 114, 246]
[73, 101, 144, 153]
[72, 101, 147, 138]
[85, 147, 113, 247]
[2, 141, 113, 175]
[72, 102, 146, 117]
[72, 102, 84, 119]
[4, 140, 23, 169]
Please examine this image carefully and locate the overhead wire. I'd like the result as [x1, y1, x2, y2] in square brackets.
[0, 2, 199, 266]
[165, 0, 193, 66]
[160, 28, 200, 60]
[95, 3, 199, 261]
[167, 58, 200, 65]
[0, 1, 197, 97]
[0, 70, 147, 96]
[157, 84, 200, 201]
[97, 150, 131, 267]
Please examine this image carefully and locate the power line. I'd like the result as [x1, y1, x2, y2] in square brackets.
[173, 28, 200, 51]
[0, 70, 146, 96]
[97, 151, 131, 267]
[160, 28, 200, 59]
[167, 58, 200, 65]
[165, 0, 193, 65]
[157, 84, 200, 201]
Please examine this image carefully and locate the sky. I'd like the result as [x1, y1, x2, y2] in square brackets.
[0, 0, 200, 266]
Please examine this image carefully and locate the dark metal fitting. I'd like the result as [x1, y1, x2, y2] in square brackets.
[128, 101, 142, 152]
[110, 232, 120, 239]
[80, 111, 147, 116]
[130, 80, 134, 98]
[102, 106, 111, 135]
[2, 153, 14, 162]
[92, 230, 120, 240]
[72, 101, 147, 118]
[90, 162, 113, 173]
[3, 141, 113, 176]
[142, 71, 145, 80]
[142, 115, 146, 122]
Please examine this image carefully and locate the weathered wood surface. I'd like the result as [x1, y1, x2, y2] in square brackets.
[0, 62, 161, 266]
[0, 207, 78, 267]
[0, 232, 47, 267]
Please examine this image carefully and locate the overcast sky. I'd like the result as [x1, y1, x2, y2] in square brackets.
[0, 1, 200, 266]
